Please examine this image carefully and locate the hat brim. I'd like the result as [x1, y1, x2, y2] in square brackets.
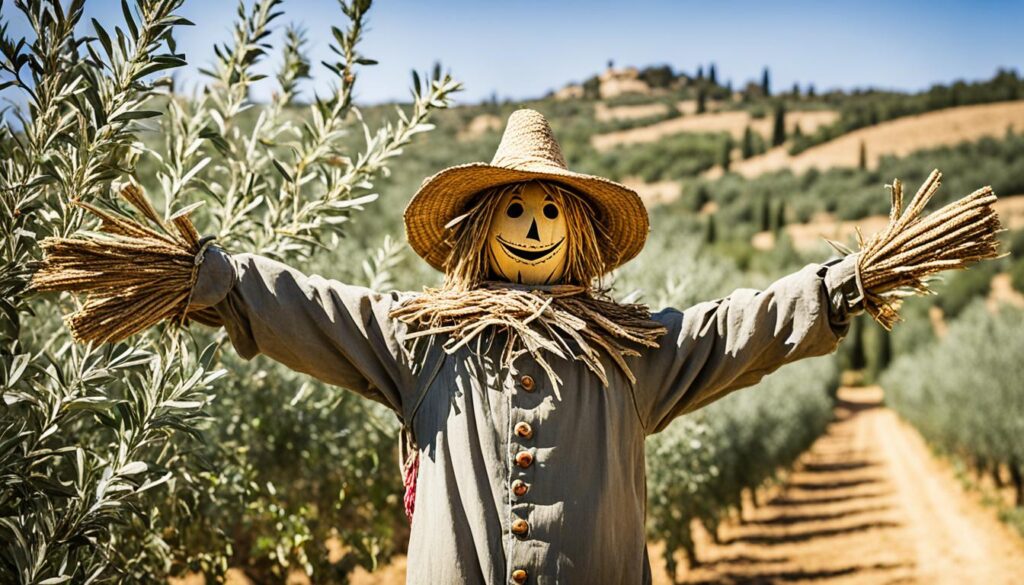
[404, 162, 650, 274]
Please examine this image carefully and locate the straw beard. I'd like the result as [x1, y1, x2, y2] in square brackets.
[390, 182, 668, 387]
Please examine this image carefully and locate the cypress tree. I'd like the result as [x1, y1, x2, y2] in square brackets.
[844, 318, 867, 372]
[697, 86, 707, 114]
[693, 184, 710, 212]
[705, 213, 717, 244]
[709, 63, 717, 85]
[742, 126, 755, 159]
[792, 81, 800, 97]
[761, 67, 771, 97]
[697, 65, 704, 80]
[771, 102, 786, 147]
[807, 83, 816, 98]
[774, 200, 787, 234]
[858, 140, 867, 169]
[760, 193, 772, 232]
[720, 135, 733, 172]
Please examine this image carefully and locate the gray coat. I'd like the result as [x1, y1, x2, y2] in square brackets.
[191, 249, 863, 584]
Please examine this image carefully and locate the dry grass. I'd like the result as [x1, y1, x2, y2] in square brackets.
[753, 193, 1024, 252]
[592, 109, 838, 151]
[619, 176, 683, 206]
[594, 101, 670, 122]
[730, 101, 1024, 178]
[457, 113, 502, 141]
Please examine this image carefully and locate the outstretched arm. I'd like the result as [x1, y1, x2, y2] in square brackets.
[187, 248, 414, 414]
[632, 170, 1003, 434]
[632, 255, 862, 434]
[31, 187, 415, 414]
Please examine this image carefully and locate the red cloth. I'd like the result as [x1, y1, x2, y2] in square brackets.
[402, 450, 419, 521]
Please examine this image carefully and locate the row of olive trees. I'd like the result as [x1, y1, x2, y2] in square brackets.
[0, 0, 458, 582]
[882, 303, 1024, 509]
[646, 356, 837, 574]
[615, 238, 838, 577]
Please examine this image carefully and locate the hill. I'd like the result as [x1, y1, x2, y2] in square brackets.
[728, 100, 1024, 178]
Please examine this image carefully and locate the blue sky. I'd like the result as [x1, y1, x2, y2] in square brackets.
[3, 0, 1023, 104]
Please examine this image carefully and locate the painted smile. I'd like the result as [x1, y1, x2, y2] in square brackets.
[497, 235, 565, 262]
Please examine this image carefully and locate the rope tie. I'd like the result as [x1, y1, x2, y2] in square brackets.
[182, 235, 218, 322]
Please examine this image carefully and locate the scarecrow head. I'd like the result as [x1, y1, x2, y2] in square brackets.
[404, 109, 650, 288]
[485, 181, 569, 284]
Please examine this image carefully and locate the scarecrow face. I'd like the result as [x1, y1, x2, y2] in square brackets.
[486, 182, 568, 285]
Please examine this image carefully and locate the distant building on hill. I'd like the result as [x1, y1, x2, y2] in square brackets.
[554, 65, 653, 100]
[597, 65, 651, 98]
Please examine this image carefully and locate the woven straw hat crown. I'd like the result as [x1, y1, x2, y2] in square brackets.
[489, 109, 568, 170]
[404, 109, 649, 274]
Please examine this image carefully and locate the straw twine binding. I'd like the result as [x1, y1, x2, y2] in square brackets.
[30, 184, 210, 343]
[829, 169, 1003, 330]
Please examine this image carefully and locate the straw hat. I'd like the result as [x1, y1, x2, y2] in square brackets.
[404, 109, 649, 273]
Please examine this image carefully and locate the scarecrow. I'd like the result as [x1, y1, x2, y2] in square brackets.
[34, 110, 1002, 584]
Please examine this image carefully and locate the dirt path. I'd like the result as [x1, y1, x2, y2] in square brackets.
[660, 386, 1024, 585]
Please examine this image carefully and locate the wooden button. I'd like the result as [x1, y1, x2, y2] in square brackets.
[520, 375, 535, 392]
[511, 518, 529, 536]
[511, 569, 528, 583]
[514, 422, 533, 439]
[512, 479, 529, 497]
[514, 451, 533, 468]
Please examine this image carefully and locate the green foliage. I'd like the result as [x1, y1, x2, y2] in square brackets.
[647, 356, 837, 572]
[0, 0, 459, 582]
[720, 134, 732, 171]
[771, 101, 786, 146]
[934, 260, 999, 318]
[686, 131, 1024, 245]
[574, 132, 730, 182]
[1011, 258, 1024, 294]
[638, 64, 675, 89]
[883, 304, 1024, 505]
[790, 69, 1024, 154]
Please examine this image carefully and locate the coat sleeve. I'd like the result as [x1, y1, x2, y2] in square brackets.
[186, 247, 414, 415]
[632, 254, 864, 434]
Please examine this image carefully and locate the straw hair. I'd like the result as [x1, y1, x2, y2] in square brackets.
[30, 185, 208, 343]
[405, 109, 649, 274]
[832, 169, 1004, 330]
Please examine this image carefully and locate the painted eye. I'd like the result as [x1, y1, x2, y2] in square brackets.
[543, 203, 559, 219]
[507, 202, 524, 218]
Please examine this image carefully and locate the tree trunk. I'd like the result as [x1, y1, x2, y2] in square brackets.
[993, 463, 1005, 488]
[1010, 462, 1024, 507]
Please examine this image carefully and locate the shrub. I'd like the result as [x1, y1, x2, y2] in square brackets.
[883, 303, 1024, 506]
[0, 1, 458, 582]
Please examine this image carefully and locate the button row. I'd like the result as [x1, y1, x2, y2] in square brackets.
[511, 374, 536, 584]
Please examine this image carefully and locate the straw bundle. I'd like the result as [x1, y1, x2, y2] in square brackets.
[31, 185, 211, 343]
[839, 169, 1003, 330]
[391, 283, 667, 387]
